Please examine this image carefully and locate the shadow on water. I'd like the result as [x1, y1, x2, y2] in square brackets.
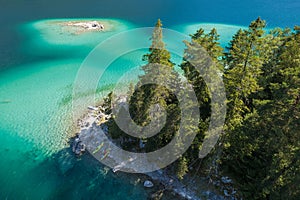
[23, 142, 149, 200]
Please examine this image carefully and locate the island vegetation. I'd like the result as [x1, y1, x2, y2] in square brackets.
[83, 18, 299, 199]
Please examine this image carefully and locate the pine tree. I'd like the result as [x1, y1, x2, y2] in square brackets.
[180, 27, 224, 163]
[181, 27, 224, 120]
[103, 18, 300, 199]
[175, 157, 189, 180]
[142, 19, 174, 67]
[223, 17, 266, 131]
[260, 27, 300, 199]
[129, 19, 181, 152]
[222, 22, 300, 199]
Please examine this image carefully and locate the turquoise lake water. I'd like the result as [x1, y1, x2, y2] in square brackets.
[0, 0, 299, 199]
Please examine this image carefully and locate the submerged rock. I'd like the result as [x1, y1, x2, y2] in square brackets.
[72, 136, 86, 156]
[56, 149, 76, 174]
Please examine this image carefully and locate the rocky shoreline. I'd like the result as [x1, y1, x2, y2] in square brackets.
[72, 96, 234, 199]
[66, 21, 105, 30]
[56, 20, 106, 35]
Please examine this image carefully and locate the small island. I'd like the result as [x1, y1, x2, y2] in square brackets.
[25, 18, 131, 47]
[63, 20, 105, 32]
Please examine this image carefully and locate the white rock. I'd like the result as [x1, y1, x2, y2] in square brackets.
[221, 176, 232, 184]
[224, 189, 230, 196]
[88, 106, 99, 111]
[144, 180, 154, 188]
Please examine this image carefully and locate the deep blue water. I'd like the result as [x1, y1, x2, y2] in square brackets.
[1, 0, 299, 70]
[1, 0, 299, 27]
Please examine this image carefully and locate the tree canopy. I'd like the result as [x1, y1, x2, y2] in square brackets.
[105, 18, 300, 199]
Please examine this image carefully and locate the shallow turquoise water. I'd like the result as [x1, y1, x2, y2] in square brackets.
[172, 23, 248, 47]
[0, 18, 150, 199]
[0, 0, 299, 197]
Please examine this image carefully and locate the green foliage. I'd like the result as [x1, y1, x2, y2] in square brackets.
[180, 27, 224, 171]
[181, 27, 223, 119]
[174, 157, 189, 180]
[224, 17, 266, 131]
[103, 18, 300, 199]
[102, 91, 113, 114]
[222, 20, 300, 199]
[129, 19, 182, 153]
[142, 19, 174, 67]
